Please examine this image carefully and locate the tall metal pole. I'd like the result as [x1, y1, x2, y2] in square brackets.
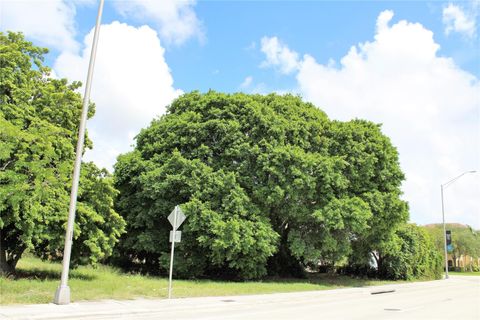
[440, 170, 476, 281]
[441, 185, 449, 279]
[168, 206, 178, 299]
[54, 0, 105, 305]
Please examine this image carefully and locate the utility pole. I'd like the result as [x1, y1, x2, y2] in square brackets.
[440, 170, 476, 280]
[54, 0, 105, 305]
[441, 184, 448, 279]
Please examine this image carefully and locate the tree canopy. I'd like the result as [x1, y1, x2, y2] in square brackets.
[114, 91, 409, 279]
[0, 32, 125, 275]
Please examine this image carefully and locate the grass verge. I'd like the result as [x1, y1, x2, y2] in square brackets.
[1, 257, 393, 305]
[449, 271, 480, 276]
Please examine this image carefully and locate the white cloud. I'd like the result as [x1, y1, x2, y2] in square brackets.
[443, 3, 477, 38]
[0, 0, 203, 49]
[240, 76, 253, 89]
[260, 11, 480, 228]
[71, 0, 96, 5]
[112, 0, 204, 45]
[260, 36, 300, 75]
[376, 10, 394, 33]
[2, 0, 201, 170]
[54, 22, 182, 170]
[0, 0, 79, 52]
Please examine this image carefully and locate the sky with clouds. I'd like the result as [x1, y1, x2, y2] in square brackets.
[1, 0, 479, 228]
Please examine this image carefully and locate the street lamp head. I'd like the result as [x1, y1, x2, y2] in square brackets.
[443, 170, 477, 187]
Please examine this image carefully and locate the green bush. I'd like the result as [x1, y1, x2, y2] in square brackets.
[379, 224, 443, 280]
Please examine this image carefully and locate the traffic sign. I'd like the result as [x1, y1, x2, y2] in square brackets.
[167, 205, 186, 299]
[168, 206, 186, 230]
[446, 230, 452, 245]
[169, 231, 182, 243]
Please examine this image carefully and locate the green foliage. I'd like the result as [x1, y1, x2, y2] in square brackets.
[114, 91, 408, 279]
[0, 32, 125, 274]
[379, 224, 443, 280]
[451, 226, 480, 260]
[115, 150, 278, 279]
[336, 120, 409, 270]
[33, 163, 126, 267]
[424, 223, 480, 270]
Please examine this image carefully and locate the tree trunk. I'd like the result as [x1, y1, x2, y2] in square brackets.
[266, 225, 306, 278]
[371, 251, 380, 269]
[452, 253, 457, 271]
[0, 242, 15, 276]
[0, 230, 24, 276]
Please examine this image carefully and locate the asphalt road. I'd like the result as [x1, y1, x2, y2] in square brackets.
[1, 276, 479, 320]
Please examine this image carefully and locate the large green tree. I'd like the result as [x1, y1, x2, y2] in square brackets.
[114, 91, 408, 279]
[0, 32, 125, 275]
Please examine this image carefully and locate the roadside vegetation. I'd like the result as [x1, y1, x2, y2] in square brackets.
[1, 31, 444, 304]
[112, 91, 442, 281]
[424, 223, 480, 272]
[449, 271, 480, 276]
[0, 256, 393, 305]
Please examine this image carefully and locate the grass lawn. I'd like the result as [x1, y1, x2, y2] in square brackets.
[449, 271, 480, 276]
[0, 257, 393, 305]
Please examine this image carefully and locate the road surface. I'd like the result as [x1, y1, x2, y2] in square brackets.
[1, 276, 479, 319]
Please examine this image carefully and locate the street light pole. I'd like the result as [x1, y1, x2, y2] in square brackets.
[54, 0, 105, 305]
[440, 170, 476, 280]
[440, 184, 448, 279]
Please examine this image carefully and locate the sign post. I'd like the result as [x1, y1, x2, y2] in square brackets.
[167, 205, 186, 299]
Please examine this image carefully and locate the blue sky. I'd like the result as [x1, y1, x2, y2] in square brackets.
[1, 0, 479, 228]
[160, 1, 479, 92]
[171, 1, 478, 92]
[37, 1, 479, 91]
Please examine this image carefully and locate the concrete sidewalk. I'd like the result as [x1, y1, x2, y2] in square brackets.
[1, 276, 479, 320]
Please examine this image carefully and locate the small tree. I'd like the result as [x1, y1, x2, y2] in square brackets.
[0, 32, 125, 275]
